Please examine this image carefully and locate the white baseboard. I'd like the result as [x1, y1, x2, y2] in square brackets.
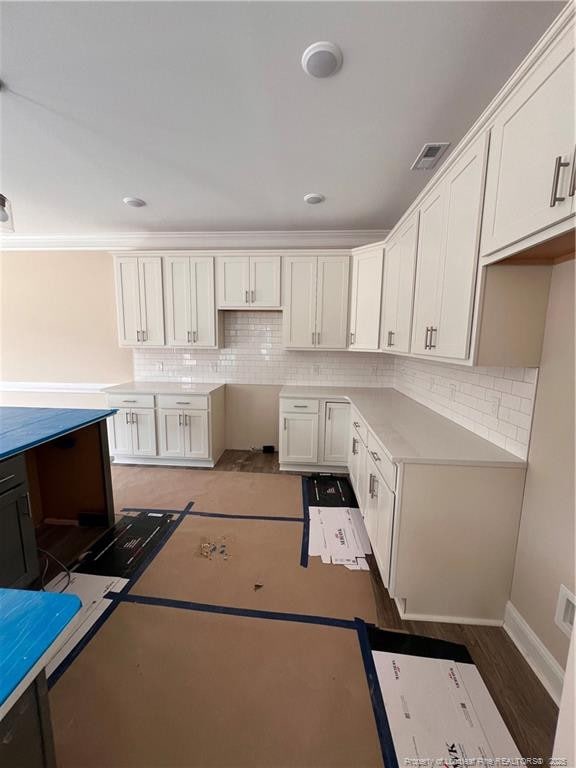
[504, 601, 564, 705]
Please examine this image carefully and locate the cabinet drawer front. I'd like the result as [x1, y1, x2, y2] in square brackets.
[280, 398, 319, 414]
[0, 455, 27, 492]
[350, 408, 368, 446]
[108, 393, 155, 409]
[157, 394, 209, 410]
[367, 432, 396, 491]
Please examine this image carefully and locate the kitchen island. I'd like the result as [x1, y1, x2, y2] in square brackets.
[0, 407, 116, 589]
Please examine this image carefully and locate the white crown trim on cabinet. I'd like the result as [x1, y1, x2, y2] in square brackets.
[0, 229, 390, 252]
[504, 600, 565, 705]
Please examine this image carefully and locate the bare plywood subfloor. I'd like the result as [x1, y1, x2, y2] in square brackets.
[50, 601, 383, 768]
[131, 515, 377, 623]
[112, 464, 302, 518]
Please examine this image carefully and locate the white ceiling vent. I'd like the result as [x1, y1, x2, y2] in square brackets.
[411, 142, 450, 170]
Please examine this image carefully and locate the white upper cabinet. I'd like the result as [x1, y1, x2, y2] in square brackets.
[411, 134, 488, 359]
[217, 255, 281, 308]
[283, 254, 349, 349]
[115, 255, 165, 347]
[164, 255, 216, 348]
[380, 212, 419, 354]
[250, 255, 281, 307]
[349, 246, 383, 351]
[481, 26, 575, 258]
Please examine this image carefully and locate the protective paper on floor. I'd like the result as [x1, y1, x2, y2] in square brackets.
[45, 572, 129, 677]
[308, 506, 371, 569]
[372, 649, 520, 765]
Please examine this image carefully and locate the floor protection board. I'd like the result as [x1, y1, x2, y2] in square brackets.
[49, 601, 383, 768]
[130, 515, 378, 622]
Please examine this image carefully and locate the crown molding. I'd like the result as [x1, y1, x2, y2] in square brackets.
[0, 229, 390, 252]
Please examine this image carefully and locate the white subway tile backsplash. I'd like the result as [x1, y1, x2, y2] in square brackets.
[132, 311, 538, 460]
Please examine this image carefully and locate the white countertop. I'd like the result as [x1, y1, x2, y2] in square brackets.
[103, 381, 225, 395]
[280, 386, 525, 467]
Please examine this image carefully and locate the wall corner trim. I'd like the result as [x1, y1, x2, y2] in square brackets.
[504, 601, 565, 705]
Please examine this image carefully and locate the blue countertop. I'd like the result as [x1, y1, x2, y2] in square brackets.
[0, 588, 81, 707]
[0, 407, 116, 460]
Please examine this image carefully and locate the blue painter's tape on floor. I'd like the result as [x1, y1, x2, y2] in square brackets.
[107, 591, 358, 630]
[355, 618, 399, 768]
[300, 476, 310, 568]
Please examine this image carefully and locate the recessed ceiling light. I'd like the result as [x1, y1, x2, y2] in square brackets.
[122, 197, 146, 207]
[304, 193, 325, 205]
[301, 42, 343, 78]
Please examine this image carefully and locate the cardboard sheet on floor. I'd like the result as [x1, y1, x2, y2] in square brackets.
[50, 602, 384, 768]
[45, 572, 128, 678]
[112, 466, 304, 518]
[305, 474, 358, 507]
[309, 506, 371, 569]
[130, 515, 378, 622]
[368, 627, 521, 766]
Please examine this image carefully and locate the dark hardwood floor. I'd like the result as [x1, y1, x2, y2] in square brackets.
[214, 449, 280, 472]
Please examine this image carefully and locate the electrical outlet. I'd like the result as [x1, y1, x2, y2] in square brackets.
[555, 584, 575, 638]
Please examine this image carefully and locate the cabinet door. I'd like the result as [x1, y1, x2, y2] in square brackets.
[183, 411, 210, 458]
[0, 487, 39, 589]
[158, 409, 185, 457]
[411, 187, 445, 355]
[481, 29, 575, 257]
[349, 247, 383, 350]
[323, 402, 350, 465]
[131, 409, 157, 457]
[280, 413, 318, 464]
[381, 213, 419, 354]
[217, 257, 250, 308]
[316, 255, 350, 349]
[364, 456, 380, 547]
[371, 474, 395, 589]
[108, 410, 132, 455]
[348, 432, 360, 494]
[356, 438, 368, 514]
[250, 256, 281, 307]
[435, 134, 487, 359]
[138, 257, 165, 346]
[282, 256, 317, 348]
[191, 257, 216, 347]
[164, 256, 192, 346]
[115, 257, 142, 346]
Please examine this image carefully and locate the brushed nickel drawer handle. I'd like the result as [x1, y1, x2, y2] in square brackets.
[387, 330, 394, 347]
[429, 327, 437, 350]
[0, 474, 15, 485]
[245, 290, 249, 304]
[371, 451, 381, 462]
[293, 405, 308, 409]
[351, 437, 357, 455]
[550, 155, 570, 207]
[569, 146, 576, 198]
[176, 401, 191, 405]
[251, 290, 255, 303]
[187, 331, 192, 343]
[122, 399, 137, 403]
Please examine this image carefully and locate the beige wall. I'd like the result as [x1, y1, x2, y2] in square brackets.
[225, 384, 281, 450]
[0, 250, 132, 383]
[510, 258, 575, 668]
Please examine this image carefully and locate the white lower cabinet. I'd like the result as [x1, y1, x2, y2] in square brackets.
[365, 453, 395, 589]
[280, 413, 319, 464]
[322, 402, 350, 465]
[108, 407, 157, 457]
[279, 398, 350, 469]
[106, 386, 225, 467]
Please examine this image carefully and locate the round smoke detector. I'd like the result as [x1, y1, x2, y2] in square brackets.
[301, 42, 343, 78]
[304, 193, 325, 205]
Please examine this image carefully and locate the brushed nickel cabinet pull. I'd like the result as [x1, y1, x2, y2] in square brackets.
[125, 411, 130, 424]
[352, 437, 357, 455]
[136, 330, 141, 342]
[251, 290, 255, 303]
[245, 290, 249, 304]
[25, 492, 32, 517]
[131, 412, 137, 425]
[312, 331, 315, 345]
[550, 155, 570, 207]
[369, 474, 375, 498]
[283, 418, 287, 431]
[371, 450, 381, 462]
[187, 330, 191, 342]
[373, 476, 379, 499]
[429, 327, 437, 350]
[350, 331, 355, 345]
[0, 474, 16, 485]
[569, 146, 576, 198]
[316, 331, 320, 345]
[387, 330, 395, 347]
[293, 405, 308, 409]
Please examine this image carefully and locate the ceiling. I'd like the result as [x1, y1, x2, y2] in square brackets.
[0, 1, 565, 237]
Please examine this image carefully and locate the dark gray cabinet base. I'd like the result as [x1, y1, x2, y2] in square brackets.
[0, 672, 56, 768]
